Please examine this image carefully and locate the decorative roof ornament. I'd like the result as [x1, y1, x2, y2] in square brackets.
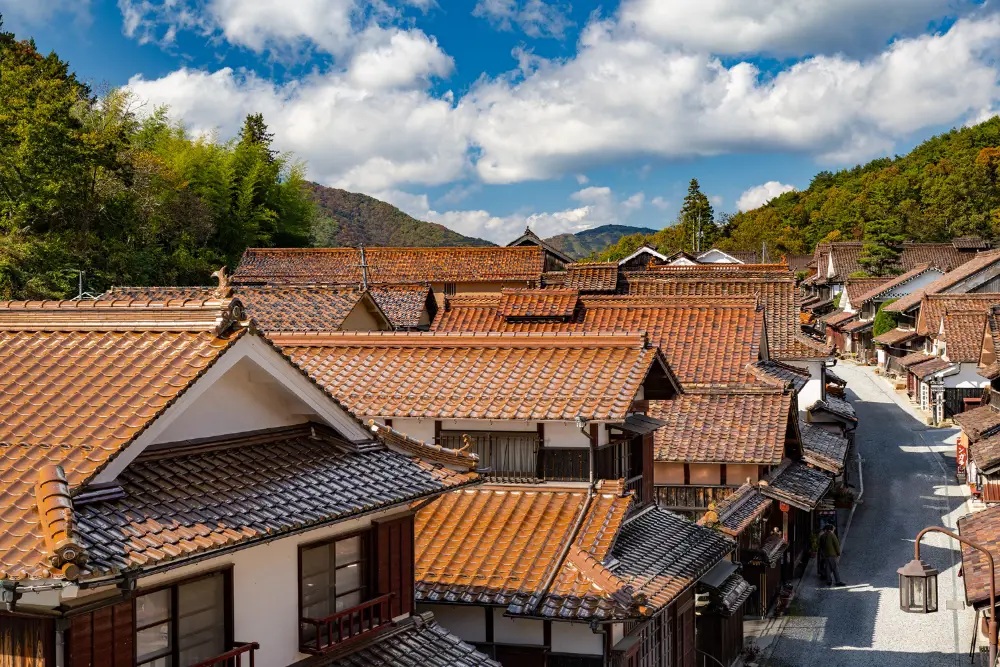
[211, 266, 232, 297]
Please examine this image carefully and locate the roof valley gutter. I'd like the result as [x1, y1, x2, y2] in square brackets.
[523, 421, 598, 616]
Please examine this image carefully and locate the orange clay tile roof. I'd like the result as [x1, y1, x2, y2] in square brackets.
[821, 310, 857, 327]
[623, 273, 830, 360]
[275, 332, 666, 421]
[497, 288, 579, 319]
[648, 389, 795, 464]
[369, 285, 435, 329]
[432, 295, 763, 385]
[917, 294, 1000, 336]
[942, 311, 988, 363]
[232, 246, 545, 285]
[885, 249, 1000, 313]
[0, 301, 243, 580]
[958, 504, 1000, 608]
[564, 263, 619, 292]
[850, 264, 940, 305]
[76, 425, 478, 577]
[842, 278, 888, 305]
[233, 286, 377, 332]
[815, 242, 974, 284]
[873, 328, 919, 346]
[101, 286, 225, 302]
[416, 482, 631, 615]
[416, 483, 734, 621]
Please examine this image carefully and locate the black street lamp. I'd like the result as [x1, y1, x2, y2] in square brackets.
[902, 526, 995, 667]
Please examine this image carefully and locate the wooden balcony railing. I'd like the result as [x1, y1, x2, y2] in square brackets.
[439, 433, 540, 482]
[541, 448, 590, 481]
[189, 642, 259, 667]
[655, 485, 738, 512]
[300, 593, 394, 654]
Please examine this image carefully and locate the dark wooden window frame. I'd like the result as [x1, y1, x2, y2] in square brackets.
[297, 528, 375, 649]
[133, 566, 234, 667]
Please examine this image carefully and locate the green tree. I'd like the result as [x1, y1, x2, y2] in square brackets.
[873, 299, 899, 338]
[677, 178, 716, 252]
[858, 217, 906, 276]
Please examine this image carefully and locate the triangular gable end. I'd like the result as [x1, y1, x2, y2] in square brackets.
[620, 246, 669, 266]
[696, 249, 744, 264]
[92, 333, 372, 485]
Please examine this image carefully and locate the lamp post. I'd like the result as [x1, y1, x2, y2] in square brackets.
[899, 526, 996, 667]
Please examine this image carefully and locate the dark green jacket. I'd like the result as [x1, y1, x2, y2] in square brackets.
[819, 530, 841, 557]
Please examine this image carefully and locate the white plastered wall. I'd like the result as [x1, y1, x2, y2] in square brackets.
[493, 608, 544, 645]
[784, 360, 826, 408]
[154, 356, 308, 443]
[70, 508, 408, 667]
[415, 604, 487, 642]
[551, 621, 604, 655]
[942, 363, 989, 389]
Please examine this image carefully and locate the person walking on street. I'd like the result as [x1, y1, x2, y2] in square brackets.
[818, 524, 846, 586]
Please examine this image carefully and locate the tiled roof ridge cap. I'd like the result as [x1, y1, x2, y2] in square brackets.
[369, 420, 480, 469]
[681, 385, 786, 396]
[0, 297, 234, 309]
[133, 423, 350, 462]
[568, 261, 618, 268]
[564, 544, 642, 612]
[243, 245, 535, 254]
[0, 298, 245, 335]
[501, 287, 579, 295]
[271, 330, 649, 348]
[35, 465, 87, 580]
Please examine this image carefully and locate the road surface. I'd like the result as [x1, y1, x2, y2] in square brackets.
[766, 363, 979, 667]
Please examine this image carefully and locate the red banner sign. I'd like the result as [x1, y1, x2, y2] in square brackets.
[779, 502, 790, 513]
[957, 439, 968, 477]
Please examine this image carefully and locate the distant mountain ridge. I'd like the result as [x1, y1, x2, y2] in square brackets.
[544, 225, 660, 259]
[306, 183, 494, 247]
[307, 183, 654, 256]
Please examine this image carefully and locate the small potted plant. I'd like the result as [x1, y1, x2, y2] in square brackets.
[809, 532, 819, 557]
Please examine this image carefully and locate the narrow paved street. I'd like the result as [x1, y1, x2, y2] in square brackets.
[767, 363, 979, 667]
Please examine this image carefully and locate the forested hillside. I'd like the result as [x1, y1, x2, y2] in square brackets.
[545, 224, 658, 259]
[600, 118, 1000, 261]
[308, 184, 491, 247]
[0, 19, 317, 298]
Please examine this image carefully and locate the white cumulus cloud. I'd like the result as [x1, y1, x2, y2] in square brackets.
[473, 0, 572, 39]
[376, 186, 645, 243]
[466, 15, 1000, 183]
[736, 181, 797, 211]
[618, 0, 984, 58]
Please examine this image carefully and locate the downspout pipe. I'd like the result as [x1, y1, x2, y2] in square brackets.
[523, 417, 597, 616]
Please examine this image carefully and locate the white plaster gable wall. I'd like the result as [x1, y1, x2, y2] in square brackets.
[943, 363, 989, 389]
[877, 270, 943, 300]
[154, 356, 307, 444]
[69, 508, 408, 667]
[697, 249, 742, 264]
[375, 418, 435, 443]
[93, 335, 371, 485]
[669, 257, 699, 266]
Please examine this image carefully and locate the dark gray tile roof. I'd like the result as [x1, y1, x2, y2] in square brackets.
[751, 360, 809, 393]
[760, 534, 788, 566]
[701, 572, 755, 617]
[319, 613, 500, 667]
[75, 425, 478, 576]
[703, 483, 772, 536]
[808, 395, 857, 423]
[761, 460, 833, 511]
[609, 506, 735, 613]
[799, 420, 850, 474]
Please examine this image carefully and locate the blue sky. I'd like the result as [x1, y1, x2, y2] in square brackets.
[5, 0, 1000, 242]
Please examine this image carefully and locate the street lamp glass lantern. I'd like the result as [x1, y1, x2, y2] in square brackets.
[897, 559, 939, 613]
